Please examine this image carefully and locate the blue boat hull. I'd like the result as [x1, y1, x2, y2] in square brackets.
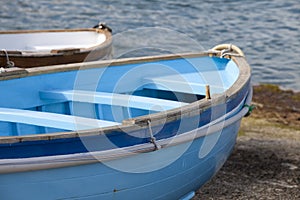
[0, 120, 240, 200]
[0, 49, 252, 199]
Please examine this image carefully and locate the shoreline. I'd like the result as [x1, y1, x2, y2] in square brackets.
[250, 84, 300, 130]
[252, 83, 300, 94]
[193, 84, 300, 199]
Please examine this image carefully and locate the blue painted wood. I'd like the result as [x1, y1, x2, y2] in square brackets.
[179, 191, 195, 200]
[143, 72, 228, 95]
[0, 107, 120, 131]
[0, 57, 235, 110]
[0, 53, 251, 200]
[143, 61, 239, 95]
[0, 118, 240, 200]
[0, 82, 250, 158]
[40, 90, 188, 112]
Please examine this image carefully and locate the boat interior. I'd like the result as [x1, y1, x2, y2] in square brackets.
[0, 56, 239, 137]
[0, 31, 107, 53]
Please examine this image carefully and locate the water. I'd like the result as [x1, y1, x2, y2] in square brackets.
[1, 0, 299, 91]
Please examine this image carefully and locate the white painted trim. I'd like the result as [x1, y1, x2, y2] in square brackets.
[0, 31, 106, 52]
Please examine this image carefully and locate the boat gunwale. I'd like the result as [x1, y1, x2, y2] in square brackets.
[0, 28, 112, 56]
[0, 90, 252, 174]
[0, 52, 251, 144]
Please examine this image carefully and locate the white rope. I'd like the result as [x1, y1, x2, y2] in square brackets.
[1, 49, 15, 68]
[210, 44, 245, 58]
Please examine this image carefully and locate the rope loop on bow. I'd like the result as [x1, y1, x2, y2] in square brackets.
[1, 49, 15, 68]
[210, 44, 245, 58]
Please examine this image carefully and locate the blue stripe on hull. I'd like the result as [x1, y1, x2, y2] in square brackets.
[0, 120, 241, 200]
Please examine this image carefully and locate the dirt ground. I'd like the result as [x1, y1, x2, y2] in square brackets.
[193, 84, 300, 200]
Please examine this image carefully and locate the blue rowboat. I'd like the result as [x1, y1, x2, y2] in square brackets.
[0, 44, 252, 200]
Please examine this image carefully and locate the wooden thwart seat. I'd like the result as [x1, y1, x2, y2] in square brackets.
[143, 73, 226, 95]
[40, 90, 188, 111]
[0, 107, 120, 131]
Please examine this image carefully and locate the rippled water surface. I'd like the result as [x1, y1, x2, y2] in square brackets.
[1, 0, 299, 90]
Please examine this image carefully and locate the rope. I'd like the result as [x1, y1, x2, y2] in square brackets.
[220, 44, 232, 58]
[211, 44, 245, 58]
[93, 22, 112, 33]
[147, 120, 161, 150]
[1, 49, 15, 68]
